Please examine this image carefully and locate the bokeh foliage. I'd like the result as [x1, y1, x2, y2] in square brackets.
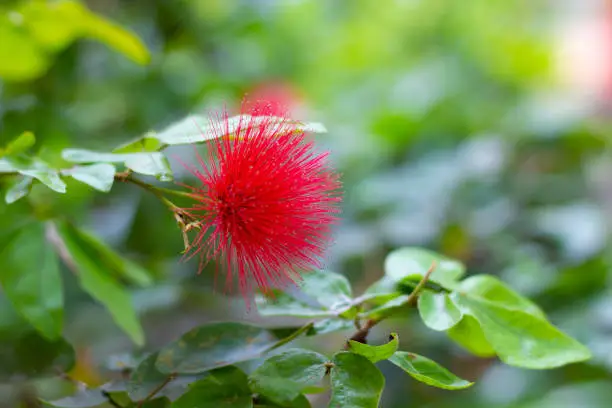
[2, 0, 612, 407]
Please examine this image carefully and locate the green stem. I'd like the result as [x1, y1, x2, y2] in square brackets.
[137, 374, 175, 408]
[348, 261, 438, 345]
[115, 174, 195, 213]
[265, 322, 314, 353]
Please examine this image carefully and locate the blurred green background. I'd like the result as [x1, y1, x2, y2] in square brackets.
[3, 0, 612, 407]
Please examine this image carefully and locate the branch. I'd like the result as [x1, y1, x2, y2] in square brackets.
[115, 173, 194, 203]
[346, 261, 437, 346]
[137, 374, 176, 407]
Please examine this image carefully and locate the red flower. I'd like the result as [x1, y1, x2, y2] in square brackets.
[181, 105, 342, 303]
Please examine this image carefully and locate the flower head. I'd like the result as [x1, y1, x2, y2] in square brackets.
[180, 104, 342, 303]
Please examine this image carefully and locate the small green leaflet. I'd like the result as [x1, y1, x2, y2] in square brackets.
[388, 351, 473, 390]
[347, 333, 399, 363]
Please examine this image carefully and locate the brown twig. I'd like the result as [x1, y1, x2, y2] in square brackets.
[346, 261, 438, 347]
[137, 374, 176, 407]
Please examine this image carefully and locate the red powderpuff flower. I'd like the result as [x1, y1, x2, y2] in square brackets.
[180, 106, 342, 303]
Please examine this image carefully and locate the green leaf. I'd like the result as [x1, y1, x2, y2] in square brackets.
[20, 167, 67, 193]
[330, 352, 384, 408]
[0, 22, 49, 82]
[78, 7, 150, 65]
[256, 290, 332, 318]
[154, 114, 327, 145]
[361, 295, 410, 319]
[128, 352, 173, 401]
[173, 366, 252, 408]
[0, 330, 75, 381]
[447, 315, 495, 357]
[67, 224, 152, 287]
[43, 388, 107, 407]
[452, 292, 592, 368]
[388, 351, 473, 390]
[307, 318, 354, 336]
[19, 0, 150, 64]
[255, 394, 312, 408]
[299, 270, 352, 310]
[248, 348, 327, 405]
[348, 333, 399, 363]
[0, 157, 67, 193]
[457, 274, 545, 318]
[418, 292, 463, 331]
[0, 222, 63, 339]
[61, 149, 172, 181]
[1, 131, 36, 157]
[114, 133, 163, 153]
[61, 164, 116, 192]
[156, 322, 275, 374]
[55, 221, 144, 346]
[384, 247, 465, 290]
[362, 276, 401, 302]
[5, 176, 33, 204]
[124, 153, 172, 181]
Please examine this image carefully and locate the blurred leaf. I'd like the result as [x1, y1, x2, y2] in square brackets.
[154, 114, 327, 145]
[56, 221, 144, 346]
[451, 291, 592, 368]
[61, 164, 116, 192]
[0, 0, 148, 82]
[5, 176, 33, 204]
[66, 223, 152, 287]
[347, 333, 398, 363]
[307, 318, 354, 336]
[62, 149, 172, 181]
[447, 315, 495, 357]
[0, 330, 75, 381]
[114, 133, 163, 153]
[0, 22, 49, 81]
[20, 0, 149, 62]
[172, 366, 252, 408]
[329, 352, 384, 408]
[0, 132, 36, 157]
[141, 398, 171, 408]
[77, 7, 150, 65]
[43, 388, 107, 408]
[248, 348, 327, 405]
[0, 222, 63, 339]
[156, 322, 275, 374]
[384, 247, 465, 290]
[418, 292, 462, 331]
[256, 394, 311, 408]
[388, 351, 473, 390]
